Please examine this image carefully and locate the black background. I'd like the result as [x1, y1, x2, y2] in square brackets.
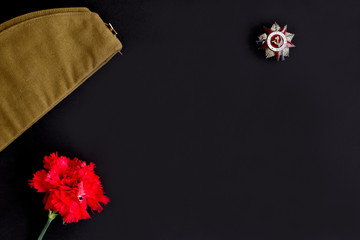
[1, 0, 360, 239]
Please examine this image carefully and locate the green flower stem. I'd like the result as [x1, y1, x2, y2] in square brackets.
[37, 210, 58, 240]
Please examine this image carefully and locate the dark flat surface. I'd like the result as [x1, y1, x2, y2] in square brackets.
[1, 0, 360, 239]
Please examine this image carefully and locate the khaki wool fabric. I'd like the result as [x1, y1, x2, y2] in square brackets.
[0, 7, 122, 152]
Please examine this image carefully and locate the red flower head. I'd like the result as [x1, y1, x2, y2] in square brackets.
[29, 153, 109, 223]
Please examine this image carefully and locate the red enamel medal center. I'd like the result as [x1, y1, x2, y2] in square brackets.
[257, 22, 295, 61]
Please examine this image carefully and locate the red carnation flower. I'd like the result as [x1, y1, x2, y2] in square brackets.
[29, 152, 109, 231]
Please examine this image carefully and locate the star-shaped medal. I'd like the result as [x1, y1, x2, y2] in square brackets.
[257, 22, 295, 61]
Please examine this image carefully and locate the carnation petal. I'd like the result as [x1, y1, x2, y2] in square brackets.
[30, 170, 49, 192]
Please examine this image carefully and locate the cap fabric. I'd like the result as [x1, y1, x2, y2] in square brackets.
[0, 7, 122, 151]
